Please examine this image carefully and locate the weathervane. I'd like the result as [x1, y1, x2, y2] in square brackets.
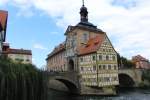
[82, 0, 85, 6]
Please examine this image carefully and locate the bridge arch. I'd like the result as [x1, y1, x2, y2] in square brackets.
[55, 78, 79, 94]
[118, 73, 135, 87]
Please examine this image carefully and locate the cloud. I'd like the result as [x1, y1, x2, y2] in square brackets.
[33, 43, 48, 50]
[111, 0, 137, 9]
[0, 0, 9, 6]
[1, 0, 150, 60]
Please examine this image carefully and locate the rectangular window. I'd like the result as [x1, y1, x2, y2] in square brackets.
[103, 65, 106, 70]
[92, 55, 96, 61]
[99, 55, 102, 60]
[26, 59, 30, 62]
[81, 67, 84, 71]
[93, 66, 96, 71]
[108, 65, 111, 70]
[82, 33, 88, 43]
[99, 65, 102, 70]
[80, 57, 83, 62]
[106, 55, 109, 60]
[113, 56, 116, 61]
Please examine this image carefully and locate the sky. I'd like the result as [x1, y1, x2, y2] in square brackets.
[0, 0, 150, 68]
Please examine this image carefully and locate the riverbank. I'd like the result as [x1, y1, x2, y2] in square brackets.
[48, 88, 150, 100]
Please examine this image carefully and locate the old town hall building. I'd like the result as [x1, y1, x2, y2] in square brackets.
[46, 3, 119, 87]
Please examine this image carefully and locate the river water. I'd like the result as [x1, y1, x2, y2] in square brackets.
[48, 88, 150, 100]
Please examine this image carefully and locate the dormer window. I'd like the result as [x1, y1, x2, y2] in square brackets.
[85, 44, 89, 47]
[94, 41, 99, 45]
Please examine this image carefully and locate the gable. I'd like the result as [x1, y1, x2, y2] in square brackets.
[98, 35, 117, 54]
[101, 36, 112, 47]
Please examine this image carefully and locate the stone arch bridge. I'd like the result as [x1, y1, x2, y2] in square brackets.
[48, 71, 80, 94]
[118, 69, 144, 87]
[48, 69, 145, 94]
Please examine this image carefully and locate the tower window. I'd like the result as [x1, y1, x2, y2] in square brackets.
[82, 33, 88, 43]
[72, 39, 76, 47]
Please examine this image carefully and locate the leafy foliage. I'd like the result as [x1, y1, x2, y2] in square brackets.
[142, 69, 150, 82]
[117, 54, 135, 69]
[0, 55, 48, 100]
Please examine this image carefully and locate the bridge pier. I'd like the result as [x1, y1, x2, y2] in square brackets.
[79, 85, 116, 95]
[48, 72, 117, 95]
[48, 80, 117, 95]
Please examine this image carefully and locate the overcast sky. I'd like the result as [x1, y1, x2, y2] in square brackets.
[0, 0, 150, 68]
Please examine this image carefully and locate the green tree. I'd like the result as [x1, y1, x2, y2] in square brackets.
[117, 54, 135, 69]
[0, 55, 48, 100]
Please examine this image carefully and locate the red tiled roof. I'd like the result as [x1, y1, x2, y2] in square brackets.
[132, 55, 149, 62]
[47, 42, 65, 58]
[0, 10, 8, 30]
[79, 34, 105, 55]
[3, 48, 32, 55]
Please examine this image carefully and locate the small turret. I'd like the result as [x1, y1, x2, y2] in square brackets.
[80, 0, 88, 22]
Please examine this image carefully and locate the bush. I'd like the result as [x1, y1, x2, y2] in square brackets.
[142, 69, 150, 82]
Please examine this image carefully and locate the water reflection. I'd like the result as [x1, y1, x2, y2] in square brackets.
[48, 89, 150, 100]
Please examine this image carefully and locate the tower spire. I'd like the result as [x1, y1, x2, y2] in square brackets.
[80, 0, 88, 22]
